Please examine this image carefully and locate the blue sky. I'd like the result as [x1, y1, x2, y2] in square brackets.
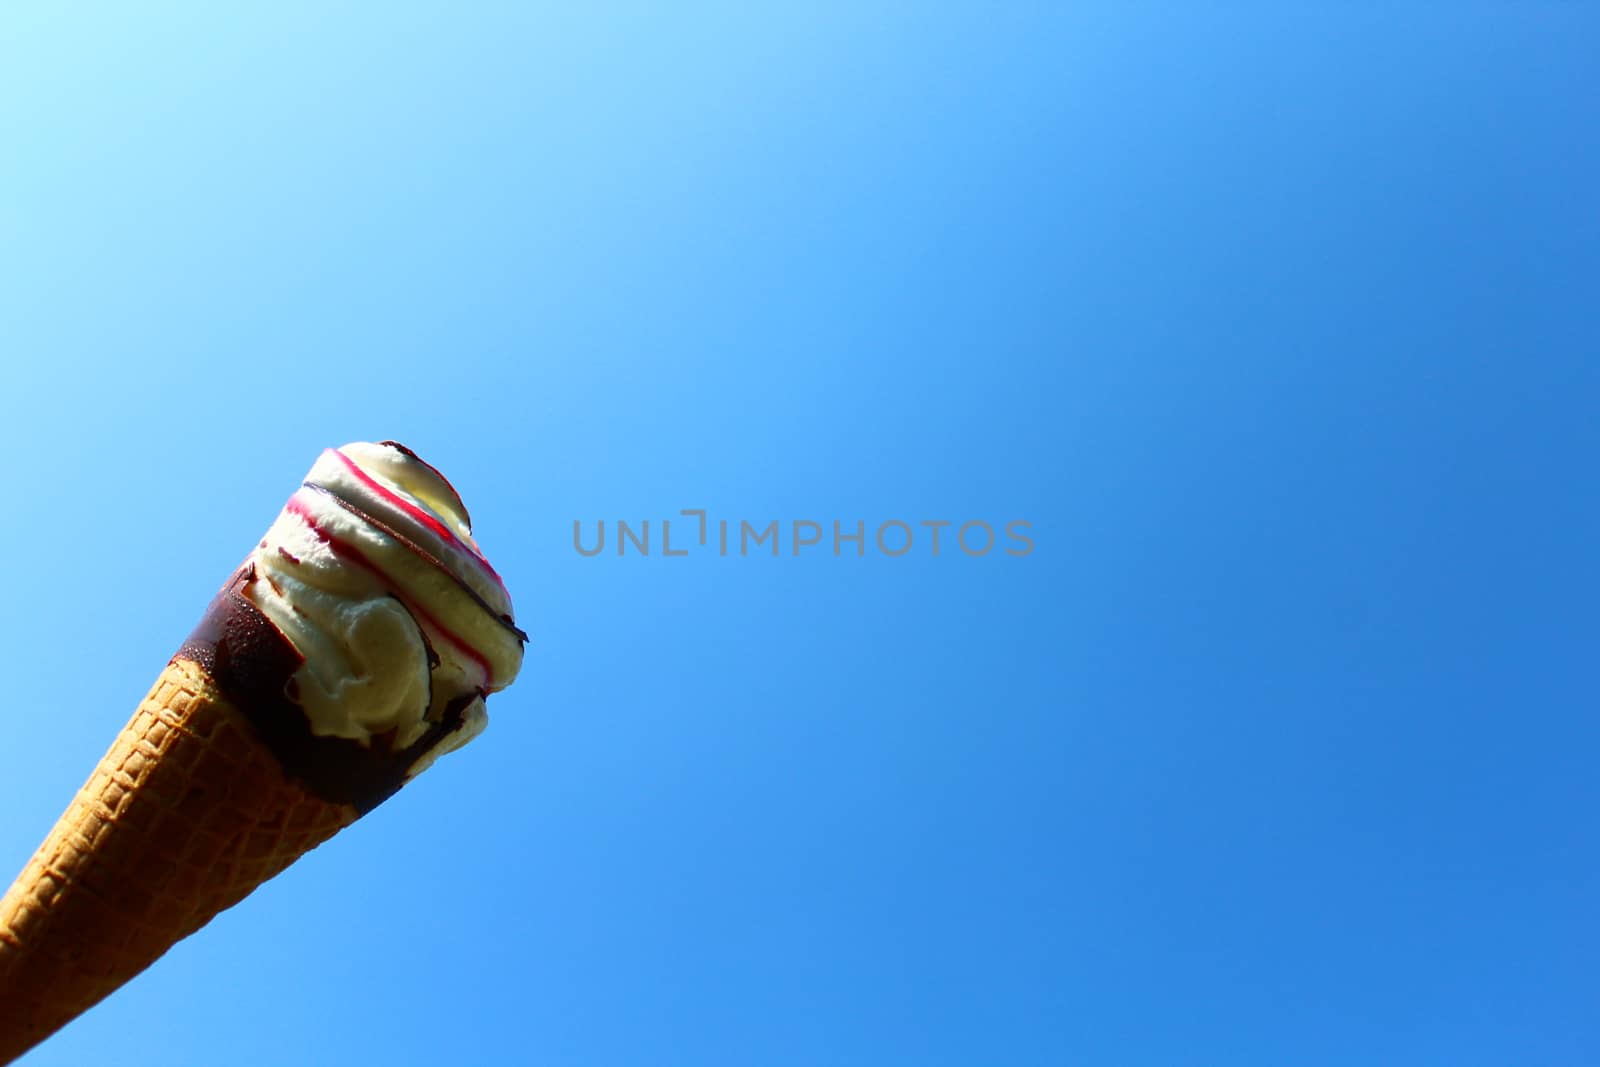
[2, 5, 1596, 1065]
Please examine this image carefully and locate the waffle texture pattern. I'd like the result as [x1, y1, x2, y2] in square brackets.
[0, 657, 357, 1063]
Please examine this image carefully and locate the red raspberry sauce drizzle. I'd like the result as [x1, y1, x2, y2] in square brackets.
[284, 495, 495, 688]
[329, 447, 508, 596]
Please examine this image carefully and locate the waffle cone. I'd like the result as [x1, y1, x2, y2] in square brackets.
[0, 657, 359, 1064]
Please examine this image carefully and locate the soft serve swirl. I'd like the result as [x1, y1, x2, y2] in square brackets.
[245, 442, 525, 777]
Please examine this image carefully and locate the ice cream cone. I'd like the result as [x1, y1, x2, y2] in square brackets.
[0, 657, 357, 1064]
[0, 442, 526, 1064]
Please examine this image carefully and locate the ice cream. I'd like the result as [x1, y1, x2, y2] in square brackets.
[185, 441, 527, 808]
[0, 441, 526, 1063]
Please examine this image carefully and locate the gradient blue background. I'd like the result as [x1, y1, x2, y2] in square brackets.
[3, 5, 1597, 1065]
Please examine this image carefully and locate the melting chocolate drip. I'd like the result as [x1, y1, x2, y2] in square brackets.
[176, 565, 477, 815]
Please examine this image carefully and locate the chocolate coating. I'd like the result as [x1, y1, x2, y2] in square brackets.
[176, 564, 477, 815]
